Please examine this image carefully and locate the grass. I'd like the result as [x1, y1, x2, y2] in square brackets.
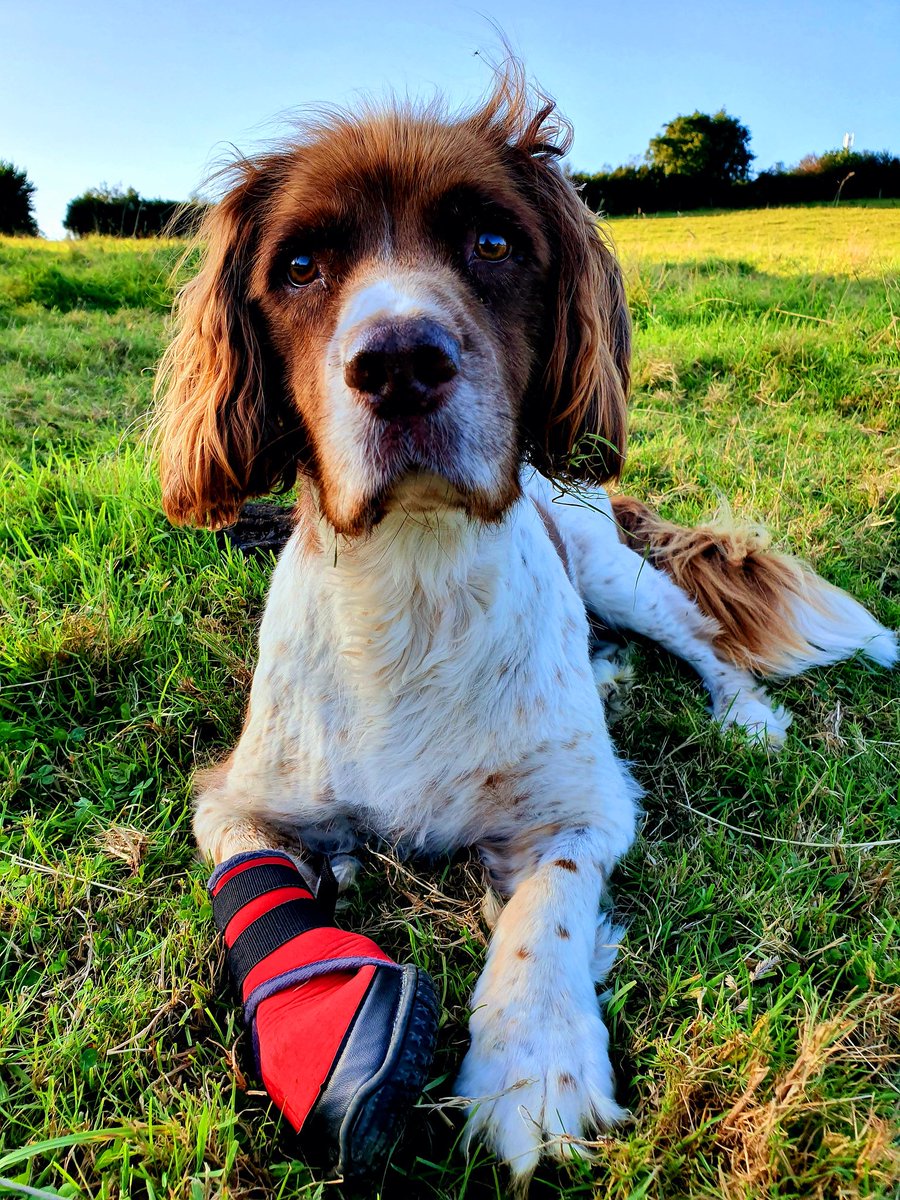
[0, 208, 898, 1200]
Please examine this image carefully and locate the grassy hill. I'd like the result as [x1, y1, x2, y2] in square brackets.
[1, 208, 898, 1198]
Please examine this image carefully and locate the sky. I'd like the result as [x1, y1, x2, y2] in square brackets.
[3, 0, 899, 238]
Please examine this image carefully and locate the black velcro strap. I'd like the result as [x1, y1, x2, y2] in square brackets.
[226, 897, 332, 988]
[315, 857, 339, 921]
[212, 863, 310, 934]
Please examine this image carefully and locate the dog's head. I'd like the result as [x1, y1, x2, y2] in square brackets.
[155, 66, 630, 535]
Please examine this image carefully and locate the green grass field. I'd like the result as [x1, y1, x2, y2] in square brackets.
[1, 206, 898, 1200]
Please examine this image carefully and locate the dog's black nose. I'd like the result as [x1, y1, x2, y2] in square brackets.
[343, 318, 461, 418]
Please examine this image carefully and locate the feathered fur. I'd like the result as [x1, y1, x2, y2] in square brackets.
[610, 495, 897, 676]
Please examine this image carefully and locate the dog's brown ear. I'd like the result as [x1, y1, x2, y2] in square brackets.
[523, 159, 631, 483]
[153, 176, 300, 529]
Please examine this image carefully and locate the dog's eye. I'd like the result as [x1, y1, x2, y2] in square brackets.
[474, 231, 511, 262]
[287, 253, 319, 287]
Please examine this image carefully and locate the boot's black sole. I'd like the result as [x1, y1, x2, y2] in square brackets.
[301, 964, 439, 1179]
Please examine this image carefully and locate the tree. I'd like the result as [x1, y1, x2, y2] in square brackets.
[64, 186, 205, 237]
[0, 161, 39, 235]
[647, 110, 754, 184]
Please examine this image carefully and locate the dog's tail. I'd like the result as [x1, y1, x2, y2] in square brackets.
[610, 494, 897, 678]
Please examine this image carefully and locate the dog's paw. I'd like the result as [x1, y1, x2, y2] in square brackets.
[455, 994, 626, 1185]
[716, 688, 792, 748]
[590, 647, 635, 726]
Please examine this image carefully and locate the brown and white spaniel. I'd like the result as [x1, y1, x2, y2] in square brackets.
[154, 64, 896, 1183]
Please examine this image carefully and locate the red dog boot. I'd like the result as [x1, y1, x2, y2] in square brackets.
[209, 849, 439, 1177]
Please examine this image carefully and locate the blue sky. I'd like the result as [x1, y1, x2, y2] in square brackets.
[4, 0, 898, 237]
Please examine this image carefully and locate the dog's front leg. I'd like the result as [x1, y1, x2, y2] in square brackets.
[195, 774, 439, 1178]
[192, 772, 328, 893]
[456, 825, 627, 1184]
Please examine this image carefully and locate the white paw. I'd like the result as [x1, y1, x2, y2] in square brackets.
[716, 689, 792, 748]
[591, 648, 634, 698]
[591, 650, 635, 728]
[455, 991, 627, 1183]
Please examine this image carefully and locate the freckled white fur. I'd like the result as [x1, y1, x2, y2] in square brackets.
[455, 827, 629, 1180]
[196, 473, 640, 861]
[194, 467, 895, 1183]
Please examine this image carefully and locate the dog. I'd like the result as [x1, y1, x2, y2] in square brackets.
[154, 65, 897, 1184]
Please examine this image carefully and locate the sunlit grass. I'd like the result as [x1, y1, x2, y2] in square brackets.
[610, 203, 900, 275]
[1, 214, 898, 1198]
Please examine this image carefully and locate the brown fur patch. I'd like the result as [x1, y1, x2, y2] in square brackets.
[194, 751, 235, 795]
[554, 857, 578, 872]
[611, 494, 836, 676]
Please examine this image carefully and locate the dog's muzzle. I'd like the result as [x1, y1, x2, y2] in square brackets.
[343, 317, 461, 421]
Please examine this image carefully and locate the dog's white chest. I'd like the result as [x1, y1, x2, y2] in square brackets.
[236, 497, 601, 850]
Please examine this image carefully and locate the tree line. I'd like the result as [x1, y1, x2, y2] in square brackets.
[0, 174, 206, 237]
[2, 111, 899, 235]
[572, 110, 900, 215]
[61, 186, 206, 237]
